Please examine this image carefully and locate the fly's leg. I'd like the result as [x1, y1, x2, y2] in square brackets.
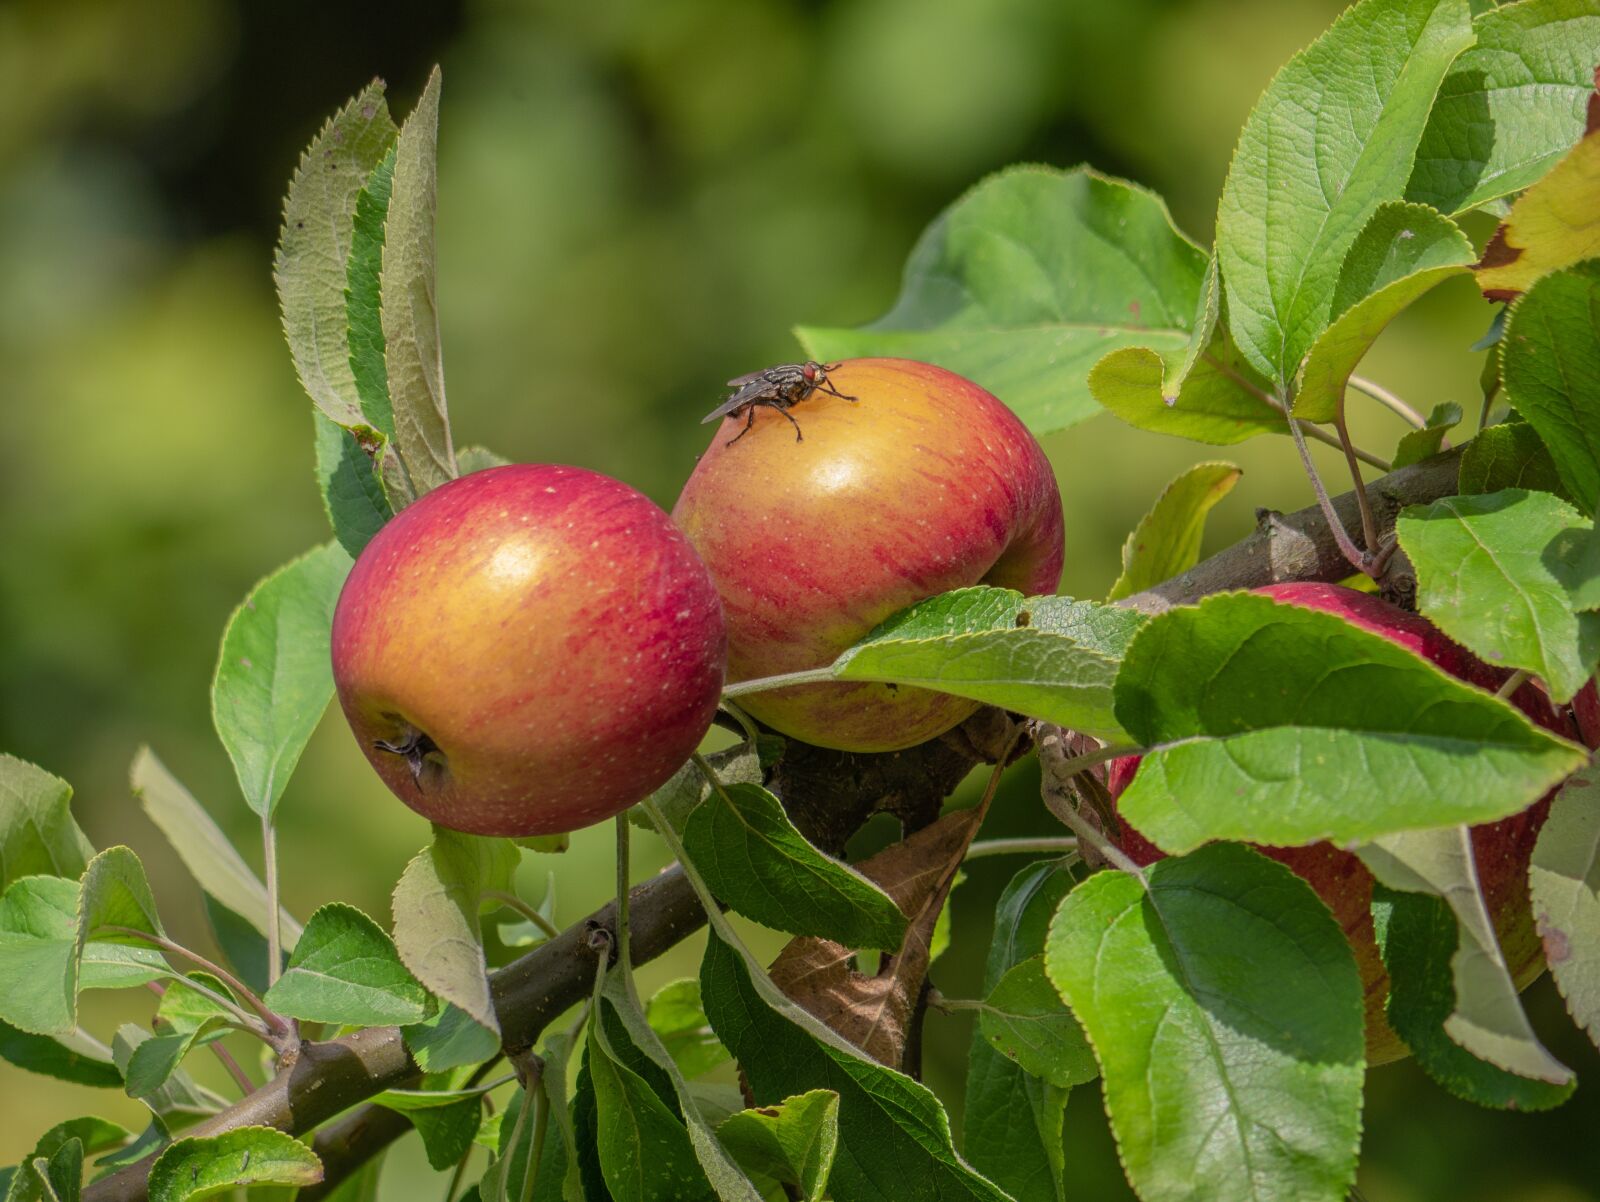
[726, 408, 758, 446]
[777, 404, 804, 442]
[818, 381, 858, 402]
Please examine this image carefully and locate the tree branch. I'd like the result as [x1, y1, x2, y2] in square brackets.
[83, 447, 1467, 1202]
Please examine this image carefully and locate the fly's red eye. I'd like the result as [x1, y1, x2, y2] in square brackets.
[802, 364, 817, 381]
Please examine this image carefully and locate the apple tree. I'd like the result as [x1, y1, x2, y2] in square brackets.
[3, 1, 1600, 1200]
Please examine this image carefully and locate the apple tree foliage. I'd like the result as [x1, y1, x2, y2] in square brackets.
[4, 3, 1600, 1200]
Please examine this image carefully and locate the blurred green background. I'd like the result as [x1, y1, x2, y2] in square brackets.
[3, 0, 1597, 1198]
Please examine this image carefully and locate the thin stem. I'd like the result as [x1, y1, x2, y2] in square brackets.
[1496, 669, 1532, 700]
[482, 891, 561, 942]
[210, 1042, 255, 1095]
[1204, 352, 1391, 469]
[721, 667, 836, 700]
[972, 727, 1026, 824]
[964, 837, 1080, 861]
[263, 814, 282, 990]
[718, 699, 760, 745]
[1042, 791, 1148, 882]
[614, 815, 635, 1007]
[1288, 416, 1371, 574]
[1050, 743, 1143, 781]
[1333, 411, 1379, 554]
[101, 926, 289, 1045]
[1348, 375, 1426, 429]
[441, 1147, 472, 1202]
[1480, 379, 1501, 433]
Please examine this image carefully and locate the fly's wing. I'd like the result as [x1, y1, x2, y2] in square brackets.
[725, 369, 767, 387]
[701, 377, 771, 424]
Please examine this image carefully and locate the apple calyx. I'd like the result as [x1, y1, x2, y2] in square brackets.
[372, 725, 445, 789]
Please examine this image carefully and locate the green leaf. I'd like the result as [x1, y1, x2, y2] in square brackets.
[313, 412, 394, 558]
[797, 165, 1208, 437]
[0, 757, 93, 892]
[1372, 883, 1574, 1107]
[630, 736, 784, 835]
[646, 978, 728, 1080]
[1292, 203, 1475, 421]
[110, 1026, 216, 1127]
[201, 895, 277, 997]
[1113, 592, 1586, 852]
[77, 846, 162, 946]
[1357, 827, 1573, 1083]
[1477, 107, 1600, 300]
[403, 1002, 501, 1074]
[681, 781, 907, 950]
[23, 1139, 80, 1202]
[1528, 769, 1600, 1054]
[1409, 0, 1600, 213]
[1216, 0, 1474, 386]
[1460, 420, 1571, 499]
[392, 827, 518, 1038]
[212, 542, 351, 819]
[977, 955, 1096, 1090]
[347, 145, 398, 442]
[1090, 255, 1290, 448]
[125, 975, 235, 1102]
[586, 995, 713, 1201]
[1393, 401, 1463, 469]
[1106, 462, 1241, 600]
[716, 1090, 839, 1202]
[130, 747, 302, 950]
[4, 1119, 131, 1202]
[375, 1089, 481, 1171]
[0, 1023, 121, 1088]
[1045, 845, 1365, 1202]
[381, 67, 457, 494]
[146, 1127, 322, 1202]
[1501, 260, 1600, 513]
[1399, 488, 1600, 699]
[456, 446, 512, 474]
[265, 902, 430, 1026]
[273, 81, 398, 431]
[963, 861, 1077, 1202]
[701, 928, 1009, 1202]
[832, 587, 1146, 741]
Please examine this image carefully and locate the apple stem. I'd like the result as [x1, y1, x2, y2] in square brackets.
[1348, 376, 1427, 430]
[717, 699, 761, 745]
[1496, 668, 1532, 700]
[1288, 414, 1374, 575]
[720, 667, 837, 699]
[262, 813, 283, 990]
[964, 836, 1080, 861]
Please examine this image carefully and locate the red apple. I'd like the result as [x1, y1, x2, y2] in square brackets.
[671, 358, 1064, 753]
[1106, 582, 1588, 1063]
[331, 464, 726, 837]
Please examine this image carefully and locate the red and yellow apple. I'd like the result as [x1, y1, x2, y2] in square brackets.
[331, 464, 726, 837]
[672, 357, 1064, 753]
[1106, 582, 1590, 1063]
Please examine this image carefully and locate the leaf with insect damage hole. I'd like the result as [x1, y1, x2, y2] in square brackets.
[1113, 592, 1585, 852]
[1409, 0, 1600, 214]
[1399, 488, 1600, 700]
[1529, 770, 1600, 1055]
[1106, 462, 1241, 600]
[212, 543, 351, 820]
[146, 1127, 322, 1202]
[1216, 0, 1474, 387]
[799, 166, 1208, 437]
[1045, 844, 1364, 1202]
[1358, 826, 1574, 1086]
[313, 412, 394, 558]
[274, 82, 397, 431]
[381, 67, 457, 495]
[769, 810, 978, 1070]
[832, 587, 1146, 741]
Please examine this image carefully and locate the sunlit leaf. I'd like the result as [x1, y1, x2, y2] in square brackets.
[265, 903, 429, 1027]
[146, 1127, 322, 1202]
[1106, 462, 1241, 600]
